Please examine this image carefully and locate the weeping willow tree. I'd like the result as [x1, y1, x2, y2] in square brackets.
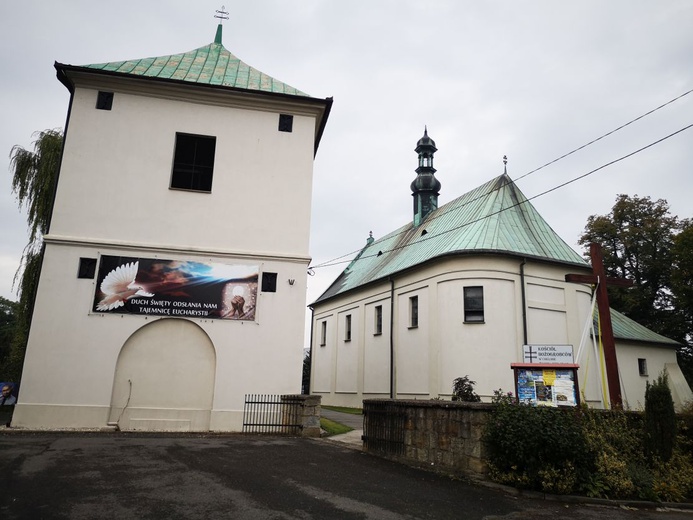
[6, 129, 63, 381]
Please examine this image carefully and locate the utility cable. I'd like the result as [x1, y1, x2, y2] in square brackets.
[311, 122, 693, 269]
[310, 89, 693, 270]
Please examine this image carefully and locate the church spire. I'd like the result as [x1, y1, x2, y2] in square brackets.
[214, 5, 229, 44]
[411, 127, 441, 226]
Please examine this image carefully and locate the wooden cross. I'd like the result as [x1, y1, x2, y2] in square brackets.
[565, 242, 633, 408]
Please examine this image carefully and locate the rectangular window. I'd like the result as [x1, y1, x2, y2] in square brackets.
[96, 91, 114, 110]
[320, 321, 327, 346]
[464, 286, 484, 323]
[638, 358, 648, 376]
[261, 272, 277, 292]
[345, 314, 352, 341]
[409, 296, 418, 328]
[77, 258, 97, 279]
[170, 133, 216, 192]
[374, 305, 383, 335]
[278, 114, 294, 132]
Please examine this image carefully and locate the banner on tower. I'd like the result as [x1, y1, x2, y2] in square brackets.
[92, 255, 259, 321]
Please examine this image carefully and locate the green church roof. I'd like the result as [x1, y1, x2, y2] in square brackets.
[63, 24, 308, 97]
[600, 308, 679, 347]
[314, 173, 588, 303]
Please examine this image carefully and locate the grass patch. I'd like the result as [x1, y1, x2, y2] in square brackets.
[320, 417, 354, 436]
[322, 405, 363, 415]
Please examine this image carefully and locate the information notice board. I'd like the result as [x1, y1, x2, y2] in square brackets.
[511, 363, 580, 407]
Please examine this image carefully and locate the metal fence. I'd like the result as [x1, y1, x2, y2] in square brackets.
[242, 394, 303, 435]
[363, 400, 406, 455]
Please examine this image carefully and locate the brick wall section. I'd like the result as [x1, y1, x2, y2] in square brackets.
[363, 399, 493, 476]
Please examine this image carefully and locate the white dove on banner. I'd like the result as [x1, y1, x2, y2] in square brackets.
[96, 261, 154, 311]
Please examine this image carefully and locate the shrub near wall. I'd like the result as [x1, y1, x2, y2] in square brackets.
[483, 402, 693, 501]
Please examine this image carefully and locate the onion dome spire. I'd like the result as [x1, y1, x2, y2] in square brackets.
[411, 127, 441, 226]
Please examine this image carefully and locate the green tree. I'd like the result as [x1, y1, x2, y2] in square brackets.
[0, 296, 18, 376]
[579, 195, 693, 383]
[644, 372, 677, 463]
[671, 220, 693, 381]
[579, 195, 679, 328]
[7, 129, 63, 381]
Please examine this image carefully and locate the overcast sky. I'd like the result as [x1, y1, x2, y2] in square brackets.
[1, 1, 692, 319]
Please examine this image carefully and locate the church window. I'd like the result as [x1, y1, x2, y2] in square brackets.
[638, 358, 648, 376]
[261, 272, 277, 292]
[345, 314, 352, 341]
[374, 305, 383, 335]
[77, 258, 97, 279]
[409, 296, 418, 328]
[320, 321, 327, 346]
[278, 114, 294, 132]
[96, 91, 114, 110]
[170, 133, 216, 192]
[464, 286, 484, 323]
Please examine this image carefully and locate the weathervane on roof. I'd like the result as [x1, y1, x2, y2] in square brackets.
[214, 5, 229, 23]
[503, 155, 508, 175]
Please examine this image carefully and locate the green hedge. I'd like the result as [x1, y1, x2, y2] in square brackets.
[483, 402, 693, 501]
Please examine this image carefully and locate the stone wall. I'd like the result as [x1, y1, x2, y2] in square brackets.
[282, 394, 322, 437]
[363, 399, 492, 476]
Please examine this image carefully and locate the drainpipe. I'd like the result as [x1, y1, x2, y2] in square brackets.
[306, 306, 314, 395]
[520, 259, 528, 345]
[389, 277, 395, 399]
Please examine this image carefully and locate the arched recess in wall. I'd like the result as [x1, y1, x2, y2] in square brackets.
[109, 318, 216, 432]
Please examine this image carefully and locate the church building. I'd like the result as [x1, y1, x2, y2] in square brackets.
[13, 21, 331, 431]
[310, 130, 692, 410]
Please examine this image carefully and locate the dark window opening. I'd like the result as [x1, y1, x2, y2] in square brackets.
[374, 305, 383, 335]
[638, 358, 648, 376]
[278, 114, 294, 132]
[262, 272, 278, 292]
[320, 321, 327, 346]
[345, 314, 352, 341]
[409, 296, 419, 328]
[78, 258, 97, 279]
[96, 91, 114, 110]
[464, 286, 484, 323]
[170, 133, 216, 192]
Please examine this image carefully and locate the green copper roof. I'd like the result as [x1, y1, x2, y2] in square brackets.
[315, 174, 588, 303]
[599, 308, 679, 347]
[77, 25, 308, 96]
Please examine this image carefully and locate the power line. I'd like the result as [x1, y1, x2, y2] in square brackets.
[514, 87, 693, 182]
[309, 88, 693, 270]
[311, 122, 693, 270]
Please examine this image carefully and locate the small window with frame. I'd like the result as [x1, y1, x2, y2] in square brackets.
[345, 314, 352, 342]
[320, 321, 327, 346]
[170, 133, 216, 192]
[464, 286, 484, 323]
[409, 296, 418, 328]
[374, 305, 383, 335]
[638, 358, 648, 376]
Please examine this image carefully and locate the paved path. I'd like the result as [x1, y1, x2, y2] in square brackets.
[1, 431, 691, 520]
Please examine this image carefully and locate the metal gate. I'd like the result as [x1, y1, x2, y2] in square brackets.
[363, 400, 406, 455]
[242, 394, 302, 434]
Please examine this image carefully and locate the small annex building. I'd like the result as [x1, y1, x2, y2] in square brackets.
[13, 22, 331, 431]
[310, 130, 692, 410]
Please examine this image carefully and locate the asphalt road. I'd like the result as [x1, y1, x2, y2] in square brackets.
[1, 431, 691, 520]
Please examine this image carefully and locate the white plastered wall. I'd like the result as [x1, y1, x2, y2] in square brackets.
[13, 77, 318, 430]
[311, 255, 689, 409]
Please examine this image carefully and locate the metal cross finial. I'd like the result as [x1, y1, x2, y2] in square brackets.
[214, 5, 229, 23]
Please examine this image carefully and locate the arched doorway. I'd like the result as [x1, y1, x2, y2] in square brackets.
[109, 319, 216, 431]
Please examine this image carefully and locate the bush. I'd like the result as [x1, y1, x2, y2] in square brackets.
[451, 375, 481, 402]
[644, 372, 677, 463]
[484, 402, 592, 494]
